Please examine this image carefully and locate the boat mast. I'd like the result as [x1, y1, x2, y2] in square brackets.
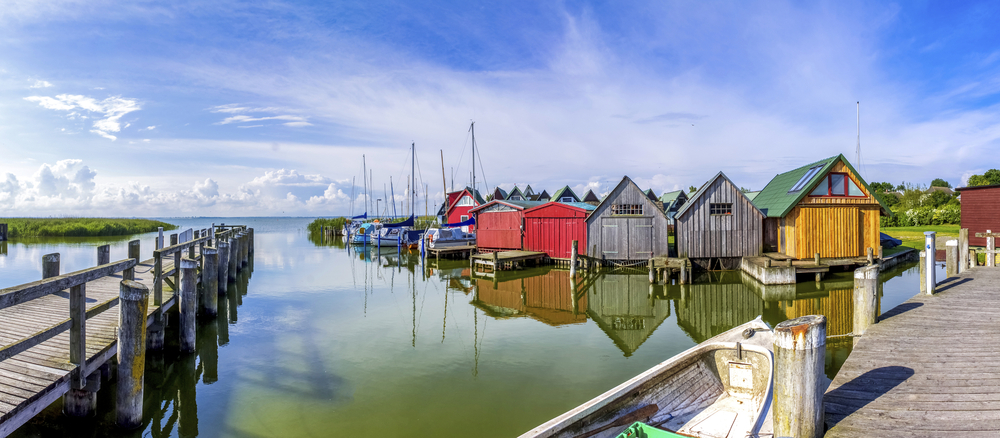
[362, 155, 367, 215]
[412, 141, 416, 219]
[390, 177, 396, 218]
[470, 121, 476, 196]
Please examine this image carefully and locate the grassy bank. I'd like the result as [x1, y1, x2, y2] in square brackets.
[1, 218, 176, 238]
[882, 224, 960, 252]
[307, 217, 348, 233]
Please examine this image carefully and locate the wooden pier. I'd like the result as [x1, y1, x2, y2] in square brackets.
[824, 266, 1000, 437]
[427, 244, 477, 260]
[470, 250, 547, 277]
[0, 226, 254, 437]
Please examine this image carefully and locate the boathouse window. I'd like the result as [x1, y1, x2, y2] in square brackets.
[809, 173, 866, 197]
[789, 165, 824, 193]
[611, 204, 643, 215]
[460, 215, 469, 222]
[710, 203, 733, 215]
[456, 195, 474, 206]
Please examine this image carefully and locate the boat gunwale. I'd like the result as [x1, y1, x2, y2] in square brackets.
[519, 320, 773, 438]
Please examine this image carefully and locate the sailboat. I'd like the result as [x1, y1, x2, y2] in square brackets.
[374, 142, 424, 247]
[349, 155, 374, 245]
[424, 121, 480, 249]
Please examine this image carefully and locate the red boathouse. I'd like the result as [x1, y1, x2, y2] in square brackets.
[956, 184, 1000, 247]
[469, 200, 544, 252]
[444, 187, 486, 232]
[523, 202, 596, 259]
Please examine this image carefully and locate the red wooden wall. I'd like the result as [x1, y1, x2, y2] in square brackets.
[476, 210, 524, 251]
[960, 186, 1000, 247]
[524, 203, 589, 259]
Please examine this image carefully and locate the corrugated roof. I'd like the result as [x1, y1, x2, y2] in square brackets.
[659, 190, 684, 203]
[560, 202, 596, 211]
[751, 154, 889, 217]
[469, 199, 544, 213]
[744, 191, 761, 202]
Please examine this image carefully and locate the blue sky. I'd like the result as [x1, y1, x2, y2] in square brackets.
[2, 1, 999, 216]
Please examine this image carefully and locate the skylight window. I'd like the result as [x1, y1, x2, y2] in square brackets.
[789, 165, 823, 193]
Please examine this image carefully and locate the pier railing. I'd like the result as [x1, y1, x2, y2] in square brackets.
[0, 257, 137, 387]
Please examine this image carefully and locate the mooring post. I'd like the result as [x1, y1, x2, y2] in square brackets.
[150, 249, 164, 351]
[42, 253, 60, 279]
[919, 251, 927, 295]
[959, 228, 969, 274]
[229, 234, 239, 279]
[124, 240, 140, 281]
[218, 240, 230, 294]
[814, 252, 820, 265]
[117, 280, 149, 429]
[679, 259, 689, 285]
[202, 247, 219, 317]
[249, 228, 254, 254]
[64, 280, 96, 417]
[946, 240, 958, 277]
[242, 230, 249, 267]
[853, 264, 879, 345]
[157, 227, 164, 250]
[924, 231, 936, 293]
[492, 250, 499, 272]
[570, 240, 578, 277]
[179, 257, 198, 353]
[773, 315, 826, 438]
[171, 233, 180, 287]
[97, 244, 110, 265]
[648, 258, 655, 284]
[866, 247, 874, 265]
[987, 231, 995, 268]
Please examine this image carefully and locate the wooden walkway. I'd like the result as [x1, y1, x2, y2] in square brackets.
[0, 258, 175, 436]
[824, 267, 1000, 437]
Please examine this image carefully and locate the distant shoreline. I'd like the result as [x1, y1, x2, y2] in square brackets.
[0, 218, 178, 238]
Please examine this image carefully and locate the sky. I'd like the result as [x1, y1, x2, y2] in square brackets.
[2, 0, 1000, 217]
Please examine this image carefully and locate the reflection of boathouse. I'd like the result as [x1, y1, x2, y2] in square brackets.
[587, 274, 671, 356]
[471, 268, 588, 326]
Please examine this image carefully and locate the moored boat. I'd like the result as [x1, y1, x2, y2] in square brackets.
[520, 317, 774, 438]
[424, 227, 475, 249]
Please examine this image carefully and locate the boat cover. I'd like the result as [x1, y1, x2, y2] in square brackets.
[383, 215, 415, 228]
[880, 232, 902, 249]
[351, 213, 367, 220]
[443, 217, 476, 228]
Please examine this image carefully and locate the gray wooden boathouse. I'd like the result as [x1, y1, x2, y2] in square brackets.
[586, 176, 671, 261]
[675, 171, 764, 269]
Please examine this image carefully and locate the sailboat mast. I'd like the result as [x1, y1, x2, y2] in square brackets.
[390, 177, 396, 218]
[470, 121, 476, 196]
[362, 155, 367, 215]
[856, 101, 861, 166]
[412, 141, 416, 219]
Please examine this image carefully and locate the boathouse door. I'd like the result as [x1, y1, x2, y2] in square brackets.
[601, 218, 622, 257]
[601, 217, 653, 260]
[629, 218, 653, 259]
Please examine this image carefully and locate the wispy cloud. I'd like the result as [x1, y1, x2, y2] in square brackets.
[29, 79, 53, 88]
[24, 94, 140, 141]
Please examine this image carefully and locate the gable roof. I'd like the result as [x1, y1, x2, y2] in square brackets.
[507, 186, 525, 200]
[676, 171, 764, 219]
[659, 190, 685, 204]
[751, 154, 889, 217]
[550, 185, 580, 202]
[524, 185, 535, 197]
[445, 187, 486, 213]
[587, 176, 670, 223]
[744, 191, 761, 202]
[644, 189, 658, 202]
[491, 187, 508, 201]
[469, 199, 544, 214]
[582, 189, 601, 203]
[536, 189, 550, 200]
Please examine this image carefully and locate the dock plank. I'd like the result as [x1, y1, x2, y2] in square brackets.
[824, 267, 1000, 437]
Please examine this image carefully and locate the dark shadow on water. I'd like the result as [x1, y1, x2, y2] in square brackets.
[877, 302, 922, 322]
[825, 366, 914, 429]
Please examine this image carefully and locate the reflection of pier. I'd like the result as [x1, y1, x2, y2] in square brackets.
[471, 267, 588, 326]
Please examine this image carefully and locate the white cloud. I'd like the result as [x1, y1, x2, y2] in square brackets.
[217, 114, 308, 125]
[145, 125, 156, 130]
[30, 80, 53, 88]
[25, 94, 141, 141]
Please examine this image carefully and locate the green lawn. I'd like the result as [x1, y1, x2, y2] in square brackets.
[882, 225, 960, 252]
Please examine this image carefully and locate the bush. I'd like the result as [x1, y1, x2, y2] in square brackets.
[882, 204, 961, 227]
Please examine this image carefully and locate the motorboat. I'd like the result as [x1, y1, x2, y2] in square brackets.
[423, 227, 475, 250]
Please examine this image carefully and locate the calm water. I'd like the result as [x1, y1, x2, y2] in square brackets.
[2, 217, 943, 437]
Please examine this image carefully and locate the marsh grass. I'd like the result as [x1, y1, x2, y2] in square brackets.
[2, 218, 176, 237]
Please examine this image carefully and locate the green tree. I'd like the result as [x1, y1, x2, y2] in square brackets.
[688, 185, 698, 193]
[875, 192, 899, 208]
[930, 178, 951, 188]
[869, 181, 895, 193]
[968, 169, 1000, 187]
[924, 190, 952, 208]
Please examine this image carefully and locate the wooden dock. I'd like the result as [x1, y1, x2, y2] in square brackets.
[470, 250, 547, 277]
[427, 244, 477, 260]
[0, 226, 254, 437]
[824, 267, 1000, 437]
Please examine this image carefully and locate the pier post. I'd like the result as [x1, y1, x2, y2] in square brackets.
[919, 251, 927, 295]
[648, 258, 654, 284]
[679, 259, 689, 284]
[924, 231, 936, 294]
[814, 252, 820, 265]
[117, 280, 149, 429]
[98, 244, 110, 265]
[853, 264, 879, 343]
[157, 227, 164, 250]
[43, 253, 60, 279]
[987, 231, 995, 268]
[218, 240, 230, 294]
[124, 240, 140, 280]
[171, 233, 180, 287]
[201, 247, 219, 317]
[570, 240, 578, 277]
[946, 240, 958, 278]
[243, 230, 249, 266]
[773, 315, 826, 438]
[179, 258, 198, 353]
[229, 235, 239, 280]
[492, 251, 499, 272]
[866, 247, 874, 265]
[959, 228, 969, 274]
[249, 228, 254, 254]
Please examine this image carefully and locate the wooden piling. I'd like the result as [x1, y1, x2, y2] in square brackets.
[241, 231, 249, 267]
[63, 373, 99, 417]
[959, 228, 969, 274]
[124, 240, 140, 280]
[157, 227, 164, 250]
[814, 252, 820, 265]
[866, 247, 874, 265]
[42, 253, 60, 279]
[570, 240, 578, 277]
[117, 280, 149, 429]
[179, 257, 198, 353]
[919, 251, 927, 295]
[648, 258, 654, 284]
[853, 264, 879, 343]
[202, 247, 219, 317]
[98, 244, 110, 265]
[63, 278, 93, 417]
[171, 233, 179, 286]
[773, 315, 826, 438]
[228, 235, 239, 280]
[970, 249, 977, 269]
[249, 228, 254, 254]
[946, 240, 958, 278]
[679, 259, 689, 285]
[218, 240, 230, 294]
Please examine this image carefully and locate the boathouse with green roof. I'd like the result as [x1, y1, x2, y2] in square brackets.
[751, 154, 890, 259]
